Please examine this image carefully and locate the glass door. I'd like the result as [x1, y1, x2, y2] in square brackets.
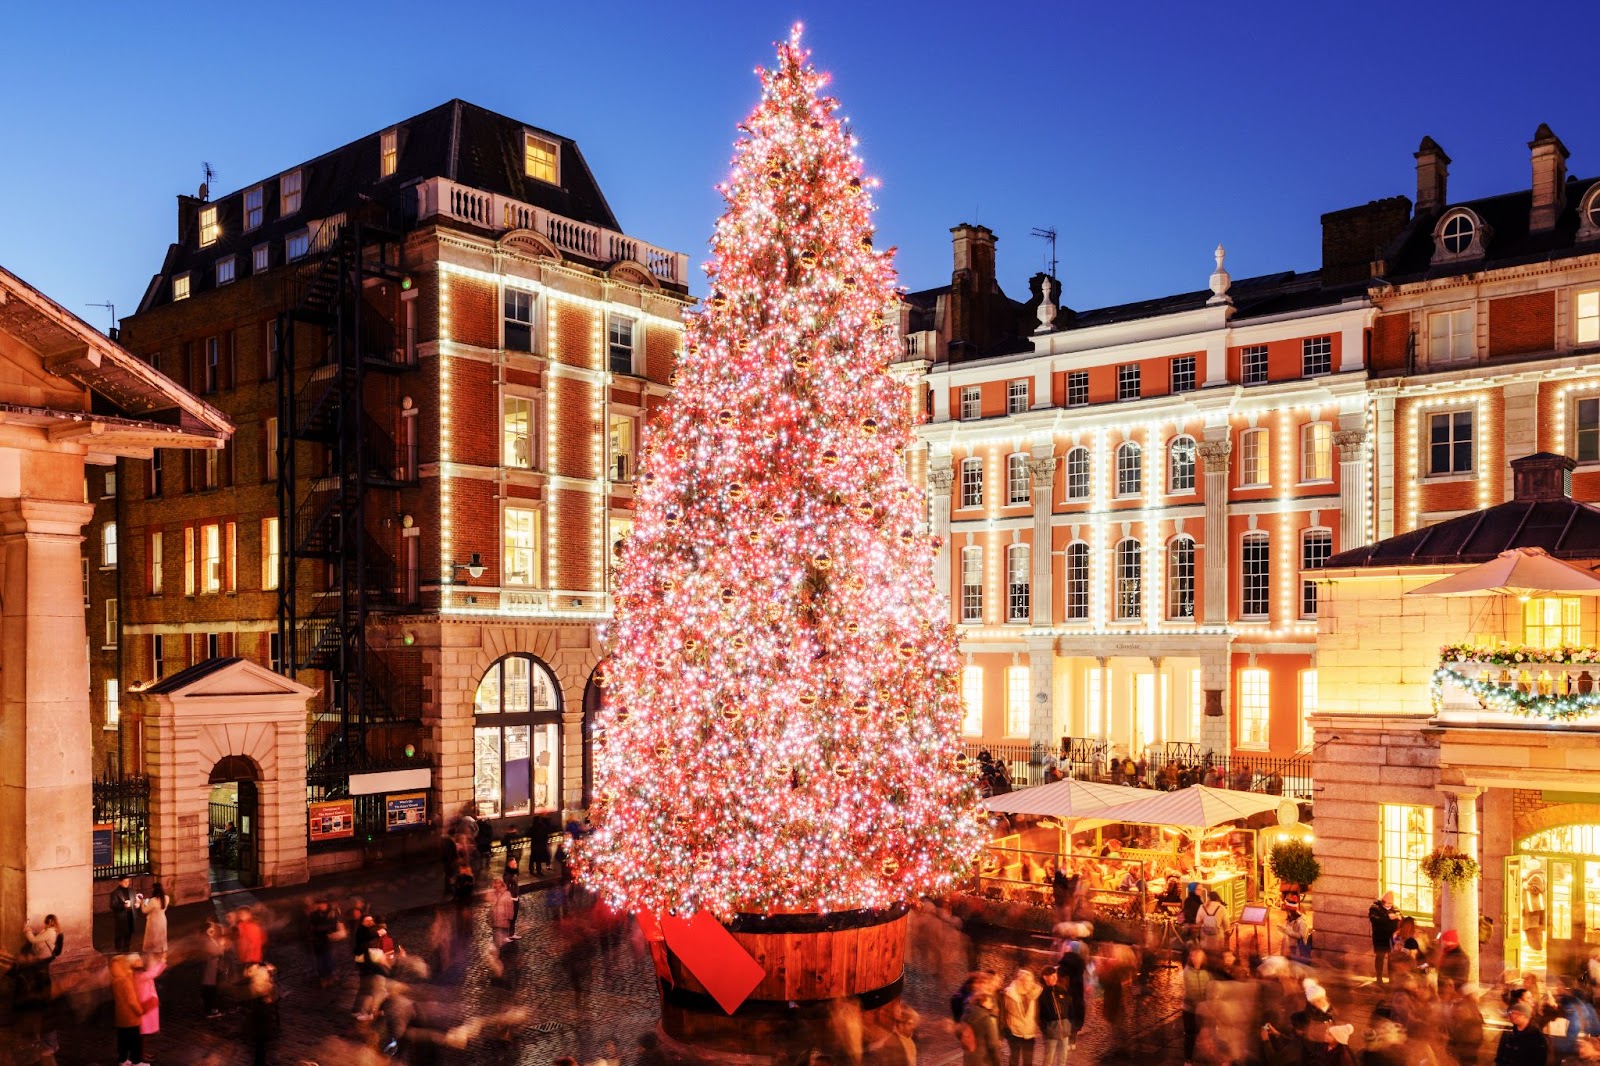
[1505, 855, 1524, 975]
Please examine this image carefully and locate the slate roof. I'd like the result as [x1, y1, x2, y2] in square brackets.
[143, 656, 245, 695]
[1328, 456, 1600, 568]
[140, 100, 628, 312]
[1379, 175, 1600, 282]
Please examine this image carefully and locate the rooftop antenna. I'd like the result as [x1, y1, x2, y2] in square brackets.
[1031, 226, 1058, 278]
[199, 162, 216, 202]
[86, 301, 116, 336]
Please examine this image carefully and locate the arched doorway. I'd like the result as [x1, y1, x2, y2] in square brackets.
[471, 654, 563, 828]
[208, 754, 260, 888]
[1507, 823, 1600, 978]
[582, 663, 605, 808]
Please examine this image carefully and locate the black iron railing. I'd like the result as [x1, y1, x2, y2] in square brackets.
[305, 760, 433, 850]
[92, 775, 151, 880]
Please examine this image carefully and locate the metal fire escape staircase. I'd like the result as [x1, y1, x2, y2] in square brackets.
[274, 212, 421, 778]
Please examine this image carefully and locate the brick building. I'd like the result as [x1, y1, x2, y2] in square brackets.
[903, 226, 1374, 782]
[1310, 126, 1600, 980]
[92, 100, 690, 881]
[904, 126, 1600, 791]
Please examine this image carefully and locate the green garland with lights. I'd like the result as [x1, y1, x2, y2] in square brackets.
[1432, 665, 1600, 721]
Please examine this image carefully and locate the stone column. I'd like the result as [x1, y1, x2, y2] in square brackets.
[0, 496, 97, 966]
[1200, 645, 1231, 755]
[1198, 437, 1232, 626]
[1440, 785, 1484, 984]
[1335, 426, 1368, 553]
[1028, 456, 1057, 625]
[1028, 637, 1056, 756]
[928, 464, 954, 603]
[1502, 381, 1540, 504]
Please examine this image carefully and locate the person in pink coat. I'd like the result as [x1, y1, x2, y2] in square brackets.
[135, 956, 165, 1048]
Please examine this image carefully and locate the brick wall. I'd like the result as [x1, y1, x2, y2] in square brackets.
[1488, 292, 1556, 358]
[447, 276, 498, 349]
[1372, 312, 1410, 374]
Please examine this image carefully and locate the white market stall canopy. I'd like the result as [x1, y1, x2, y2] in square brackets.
[1089, 785, 1291, 830]
[980, 778, 1149, 818]
[1407, 547, 1600, 598]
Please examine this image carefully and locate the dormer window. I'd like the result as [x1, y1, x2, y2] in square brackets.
[380, 129, 398, 179]
[244, 186, 264, 230]
[1441, 213, 1474, 254]
[172, 273, 191, 302]
[1579, 184, 1600, 242]
[280, 169, 303, 216]
[524, 133, 558, 184]
[1433, 208, 1487, 263]
[198, 205, 220, 248]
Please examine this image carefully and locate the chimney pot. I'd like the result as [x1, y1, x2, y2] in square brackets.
[1529, 123, 1571, 234]
[1414, 136, 1451, 215]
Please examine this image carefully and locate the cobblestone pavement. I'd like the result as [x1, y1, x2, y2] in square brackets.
[2, 866, 1448, 1066]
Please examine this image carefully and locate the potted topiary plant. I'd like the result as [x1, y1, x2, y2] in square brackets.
[1268, 839, 1322, 893]
[1420, 845, 1481, 889]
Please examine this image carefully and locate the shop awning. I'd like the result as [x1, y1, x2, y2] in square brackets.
[1406, 547, 1600, 598]
[979, 778, 1149, 818]
[1089, 785, 1290, 830]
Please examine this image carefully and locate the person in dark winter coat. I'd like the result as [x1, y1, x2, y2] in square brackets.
[1367, 892, 1399, 986]
[961, 991, 1004, 1066]
[1445, 984, 1485, 1066]
[109, 875, 137, 953]
[1036, 967, 1071, 1066]
[1495, 1000, 1547, 1066]
[1056, 944, 1088, 1044]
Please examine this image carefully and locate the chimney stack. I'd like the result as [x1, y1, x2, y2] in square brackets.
[946, 224, 999, 362]
[1529, 123, 1570, 233]
[950, 223, 996, 282]
[1414, 136, 1450, 215]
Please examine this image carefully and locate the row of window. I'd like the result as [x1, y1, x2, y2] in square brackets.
[503, 396, 637, 482]
[1426, 291, 1600, 364]
[955, 425, 1334, 510]
[959, 663, 1318, 755]
[100, 519, 279, 596]
[957, 528, 1333, 624]
[504, 287, 642, 374]
[956, 337, 1335, 419]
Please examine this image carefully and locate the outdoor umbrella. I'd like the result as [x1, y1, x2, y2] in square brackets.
[979, 778, 1149, 818]
[1088, 784, 1288, 830]
[1406, 547, 1600, 598]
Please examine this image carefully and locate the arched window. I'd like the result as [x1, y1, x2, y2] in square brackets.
[1168, 435, 1196, 493]
[1007, 454, 1031, 505]
[1441, 211, 1476, 255]
[1167, 535, 1196, 619]
[1241, 532, 1270, 619]
[960, 458, 983, 509]
[1115, 441, 1142, 497]
[472, 654, 562, 819]
[1064, 542, 1089, 621]
[1006, 544, 1030, 622]
[1115, 538, 1142, 620]
[1065, 447, 1090, 501]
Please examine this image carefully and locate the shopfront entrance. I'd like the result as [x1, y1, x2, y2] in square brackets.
[1506, 825, 1600, 979]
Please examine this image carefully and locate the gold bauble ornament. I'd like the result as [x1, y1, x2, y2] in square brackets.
[834, 763, 854, 779]
[720, 587, 736, 604]
[716, 408, 736, 427]
[667, 370, 680, 387]
[900, 529, 915, 544]
[731, 634, 747, 650]
[729, 483, 747, 501]
[821, 449, 839, 465]
[843, 276, 859, 291]
[861, 418, 878, 436]
[856, 501, 875, 519]
[797, 692, 818, 708]
[684, 638, 700, 654]
[708, 292, 728, 310]
[765, 604, 783, 623]
[881, 856, 899, 877]
[844, 621, 860, 636]
[794, 352, 812, 370]
[656, 743, 672, 759]
[852, 697, 870, 717]
[813, 553, 833, 571]
[614, 708, 630, 723]
[721, 702, 741, 722]
[799, 249, 818, 268]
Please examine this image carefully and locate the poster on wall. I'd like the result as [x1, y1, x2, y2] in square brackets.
[385, 791, 427, 831]
[308, 800, 355, 841]
[92, 824, 114, 868]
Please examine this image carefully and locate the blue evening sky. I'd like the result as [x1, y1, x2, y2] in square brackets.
[3, 1, 1594, 329]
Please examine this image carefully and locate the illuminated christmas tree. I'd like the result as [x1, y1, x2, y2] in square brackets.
[582, 26, 983, 921]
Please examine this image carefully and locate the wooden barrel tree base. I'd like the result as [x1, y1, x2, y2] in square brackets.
[651, 906, 909, 1061]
